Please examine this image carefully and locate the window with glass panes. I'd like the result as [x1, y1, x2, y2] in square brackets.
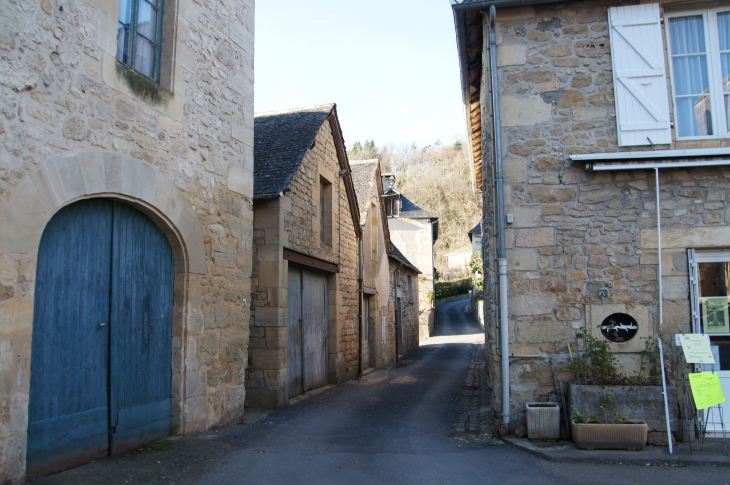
[667, 9, 730, 138]
[117, 0, 163, 82]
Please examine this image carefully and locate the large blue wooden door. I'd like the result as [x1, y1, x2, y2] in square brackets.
[27, 200, 174, 478]
[109, 203, 173, 454]
[27, 200, 113, 478]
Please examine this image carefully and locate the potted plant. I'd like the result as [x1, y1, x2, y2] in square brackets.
[571, 390, 648, 450]
[568, 332, 677, 447]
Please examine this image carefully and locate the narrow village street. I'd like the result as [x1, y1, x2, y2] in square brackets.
[34, 300, 727, 485]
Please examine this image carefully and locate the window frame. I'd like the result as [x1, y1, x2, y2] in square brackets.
[117, 0, 165, 83]
[665, 7, 730, 140]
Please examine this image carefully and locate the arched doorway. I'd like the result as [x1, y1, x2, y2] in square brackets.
[26, 199, 175, 478]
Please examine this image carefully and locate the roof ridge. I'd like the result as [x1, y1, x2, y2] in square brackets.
[254, 103, 335, 118]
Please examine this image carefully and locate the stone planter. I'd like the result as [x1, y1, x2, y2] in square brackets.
[525, 402, 560, 440]
[571, 420, 648, 451]
[569, 384, 677, 436]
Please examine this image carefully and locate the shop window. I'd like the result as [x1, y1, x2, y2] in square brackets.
[689, 250, 730, 372]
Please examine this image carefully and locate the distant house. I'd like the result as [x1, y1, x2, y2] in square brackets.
[382, 174, 439, 341]
[445, 246, 473, 271]
[389, 244, 421, 358]
[468, 223, 482, 254]
[350, 159, 400, 369]
[248, 104, 361, 408]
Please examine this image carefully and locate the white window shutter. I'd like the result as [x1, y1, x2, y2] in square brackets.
[609, 4, 672, 146]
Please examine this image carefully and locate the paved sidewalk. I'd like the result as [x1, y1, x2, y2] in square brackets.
[453, 343, 498, 444]
[503, 436, 729, 466]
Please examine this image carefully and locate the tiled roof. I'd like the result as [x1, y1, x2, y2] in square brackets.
[468, 222, 482, 235]
[253, 104, 334, 197]
[399, 195, 438, 220]
[350, 159, 379, 221]
[389, 243, 421, 274]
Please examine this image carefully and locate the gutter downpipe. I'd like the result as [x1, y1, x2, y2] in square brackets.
[488, 4, 511, 432]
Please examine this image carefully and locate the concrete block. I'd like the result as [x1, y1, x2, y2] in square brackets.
[501, 96, 552, 127]
[227, 165, 253, 197]
[254, 306, 285, 327]
[498, 45, 527, 67]
[246, 388, 286, 409]
[0, 178, 50, 255]
[265, 327, 287, 349]
[507, 249, 538, 271]
[185, 369, 206, 397]
[503, 157, 527, 183]
[573, 107, 607, 121]
[251, 348, 285, 370]
[511, 293, 557, 316]
[0, 300, 33, 336]
[505, 205, 541, 227]
[516, 228, 555, 247]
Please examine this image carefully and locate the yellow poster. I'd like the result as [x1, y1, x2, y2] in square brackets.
[688, 372, 726, 410]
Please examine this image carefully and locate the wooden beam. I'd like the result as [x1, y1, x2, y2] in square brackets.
[284, 248, 339, 273]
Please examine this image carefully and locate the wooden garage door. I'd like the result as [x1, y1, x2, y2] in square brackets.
[27, 200, 174, 478]
[287, 266, 328, 398]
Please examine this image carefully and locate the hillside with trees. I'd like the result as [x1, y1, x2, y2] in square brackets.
[349, 139, 481, 279]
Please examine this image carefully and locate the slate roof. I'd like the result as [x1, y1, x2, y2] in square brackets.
[350, 159, 379, 221]
[399, 195, 438, 220]
[468, 222, 482, 236]
[389, 243, 421, 274]
[253, 104, 335, 197]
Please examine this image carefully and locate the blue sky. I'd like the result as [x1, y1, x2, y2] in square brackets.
[254, 0, 465, 148]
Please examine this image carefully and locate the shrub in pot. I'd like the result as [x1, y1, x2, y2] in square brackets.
[568, 333, 675, 448]
[571, 390, 648, 451]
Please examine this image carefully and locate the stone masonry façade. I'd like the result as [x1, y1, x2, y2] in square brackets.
[474, 0, 730, 427]
[389, 261, 419, 357]
[247, 119, 360, 408]
[0, 0, 254, 481]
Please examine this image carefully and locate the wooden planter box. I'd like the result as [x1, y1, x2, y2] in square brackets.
[571, 420, 648, 451]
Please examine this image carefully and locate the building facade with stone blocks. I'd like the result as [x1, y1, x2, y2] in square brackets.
[247, 104, 362, 409]
[453, 0, 730, 432]
[382, 174, 438, 341]
[389, 244, 421, 358]
[0, 0, 255, 481]
[351, 159, 400, 369]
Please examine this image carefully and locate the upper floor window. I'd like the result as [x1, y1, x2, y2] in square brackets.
[117, 0, 164, 82]
[320, 177, 333, 247]
[667, 9, 730, 139]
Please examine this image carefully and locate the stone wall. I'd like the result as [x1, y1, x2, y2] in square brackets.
[482, 0, 730, 428]
[0, 0, 254, 481]
[389, 261, 420, 357]
[247, 120, 360, 406]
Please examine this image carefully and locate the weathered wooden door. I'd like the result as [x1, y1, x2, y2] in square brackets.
[395, 297, 403, 358]
[109, 203, 174, 454]
[287, 267, 304, 397]
[302, 270, 328, 391]
[27, 200, 173, 478]
[287, 266, 328, 398]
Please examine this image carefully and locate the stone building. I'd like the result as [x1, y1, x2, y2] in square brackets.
[453, 0, 730, 434]
[247, 104, 361, 408]
[0, 0, 255, 481]
[350, 158, 398, 369]
[382, 174, 439, 341]
[389, 243, 421, 358]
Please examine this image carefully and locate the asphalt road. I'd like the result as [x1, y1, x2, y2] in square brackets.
[36, 299, 729, 485]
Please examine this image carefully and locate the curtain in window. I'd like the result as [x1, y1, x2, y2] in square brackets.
[669, 15, 712, 137]
[719, 12, 730, 135]
[115, 0, 160, 81]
